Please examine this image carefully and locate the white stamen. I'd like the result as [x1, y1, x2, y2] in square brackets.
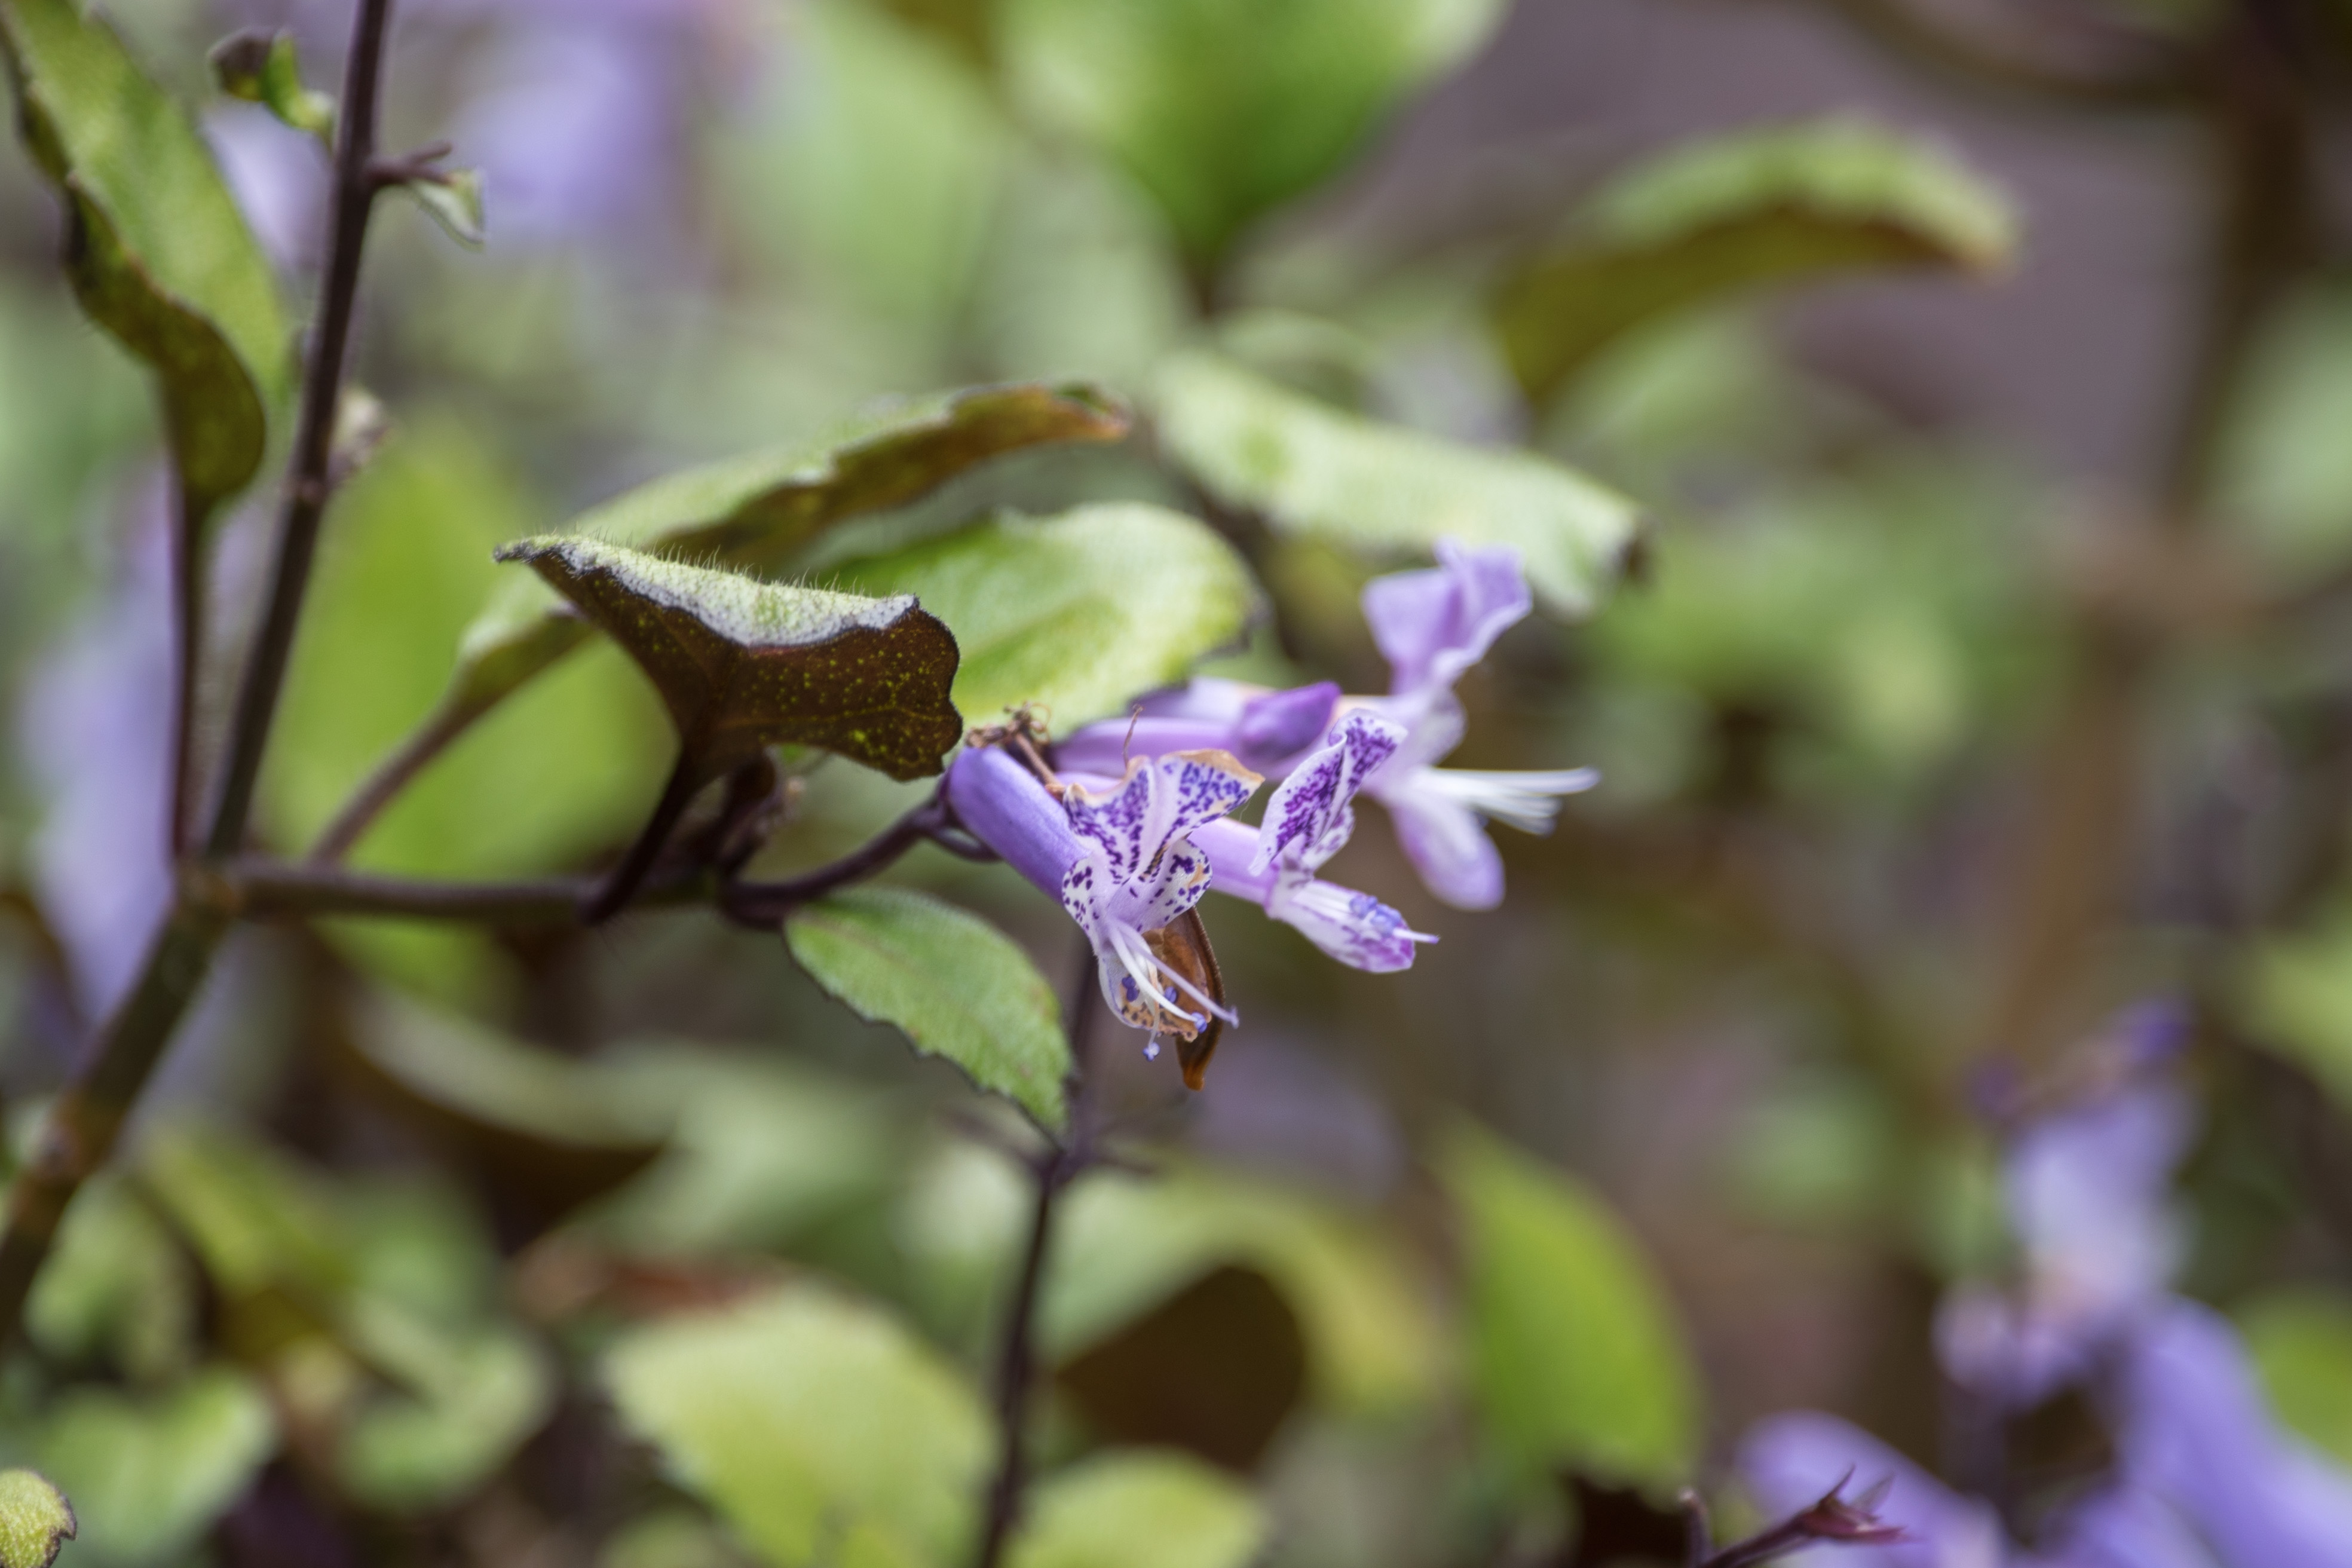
[1401, 767, 1597, 834]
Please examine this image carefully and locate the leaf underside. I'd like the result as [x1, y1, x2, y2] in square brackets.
[500, 537, 964, 784]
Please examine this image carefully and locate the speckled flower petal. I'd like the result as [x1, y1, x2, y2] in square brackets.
[1250, 711, 1404, 877]
[1064, 750, 1261, 884]
[1266, 868, 1432, 972]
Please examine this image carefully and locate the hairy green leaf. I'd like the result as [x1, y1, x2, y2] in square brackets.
[1496, 118, 2017, 401]
[0, 1471, 75, 1568]
[1, 0, 289, 517]
[1153, 350, 1636, 616]
[36, 1367, 277, 1565]
[338, 1310, 555, 1512]
[830, 504, 1259, 731]
[447, 381, 1126, 744]
[209, 29, 333, 144]
[1002, 0, 1507, 265]
[1009, 1453, 1265, 1568]
[498, 537, 964, 784]
[787, 887, 1068, 1129]
[604, 1287, 991, 1568]
[1437, 1123, 1701, 1493]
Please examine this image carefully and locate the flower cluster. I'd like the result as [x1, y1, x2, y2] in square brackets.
[1738, 1005, 2352, 1567]
[946, 540, 1593, 1074]
[1058, 539, 1596, 911]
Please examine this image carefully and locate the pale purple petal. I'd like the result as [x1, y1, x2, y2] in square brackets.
[1936, 1285, 2100, 1413]
[1056, 681, 1339, 777]
[1379, 786, 1505, 911]
[2008, 1085, 2189, 1322]
[2044, 1486, 2221, 1568]
[1740, 1411, 2007, 1568]
[2111, 1300, 2352, 1568]
[1250, 711, 1404, 876]
[1361, 539, 1530, 702]
[944, 745, 1082, 898]
[1055, 716, 1237, 777]
[1197, 820, 1431, 972]
[1234, 682, 1340, 768]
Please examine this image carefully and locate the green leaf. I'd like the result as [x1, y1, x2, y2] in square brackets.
[1152, 350, 1637, 616]
[26, 1175, 199, 1384]
[2240, 908, 2352, 1119]
[1025, 1166, 1440, 1417]
[2242, 1288, 2352, 1468]
[0, 1471, 75, 1568]
[444, 381, 1126, 747]
[1, 0, 289, 517]
[1495, 118, 2017, 402]
[1008, 1453, 1265, 1568]
[497, 536, 965, 785]
[829, 504, 1259, 731]
[399, 168, 485, 249]
[1436, 1123, 1701, 1493]
[1000, 0, 1508, 265]
[208, 29, 333, 145]
[337, 1306, 554, 1512]
[36, 1367, 277, 1566]
[604, 1287, 991, 1568]
[786, 887, 1069, 1129]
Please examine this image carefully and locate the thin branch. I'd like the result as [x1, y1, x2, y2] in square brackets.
[0, 0, 401, 1353]
[167, 482, 204, 854]
[719, 795, 991, 924]
[582, 755, 703, 924]
[307, 694, 482, 863]
[226, 862, 703, 925]
[969, 962, 1097, 1568]
[202, 0, 398, 859]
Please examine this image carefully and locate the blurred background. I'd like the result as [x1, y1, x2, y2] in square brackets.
[5, 0, 2352, 1564]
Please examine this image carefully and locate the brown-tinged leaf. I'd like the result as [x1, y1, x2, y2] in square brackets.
[1146, 911, 1226, 1091]
[427, 382, 1126, 768]
[495, 537, 963, 785]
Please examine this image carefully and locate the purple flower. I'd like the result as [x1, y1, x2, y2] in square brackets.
[1936, 1082, 2192, 1409]
[2108, 1301, 2352, 1567]
[1189, 712, 1435, 972]
[1740, 1411, 2007, 1568]
[1356, 540, 1597, 909]
[1058, 542, 1595, 911]
[945, 742, 1257, 1051]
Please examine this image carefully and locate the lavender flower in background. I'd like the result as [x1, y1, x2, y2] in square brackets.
[1058, 540, 1597, 911]
[1737, 1012, 2352, 1567]
[20, 498, 177, 1019]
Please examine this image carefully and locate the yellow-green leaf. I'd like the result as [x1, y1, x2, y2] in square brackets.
[1496, 118, 2017, 401]
[1153, 350, 1636, 617]
[788, 887, 1069, 1129]
[1437, 1123, 1701, 1493]
[829, 504, 1260, 731]
[1, 0, 289, 517]
[0, 1471, 75, 1568]
[1009, 1453, 1264, 1568]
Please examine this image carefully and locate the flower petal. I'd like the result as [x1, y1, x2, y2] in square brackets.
[1266, 868, 1433, 972]
[1738, 1411, 2007, 1568]
[1065, 750, 1260, 884]
[1379, 783, 1506, 910]
[1361, 539, 1531, 702]
[945, 744, 1083, 899]
[2112, 1300, 2352, 1568]
[1251, 711, 1405, 876]
[1235, 682, 1340, 768]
